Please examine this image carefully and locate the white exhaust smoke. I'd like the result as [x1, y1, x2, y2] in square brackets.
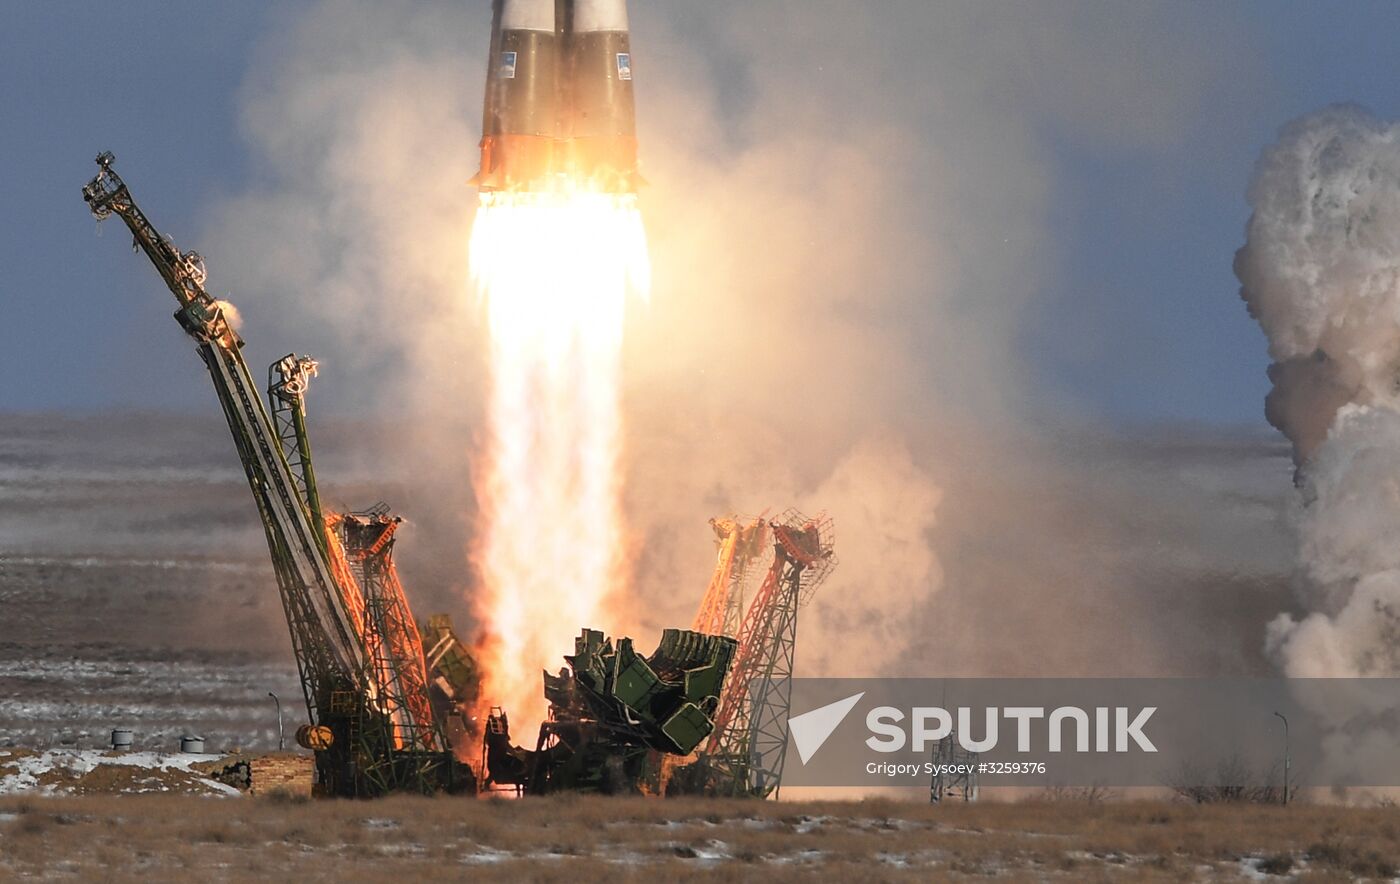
[1236, 104, 1400, 677]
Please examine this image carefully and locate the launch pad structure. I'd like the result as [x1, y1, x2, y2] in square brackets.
[702, 511, 837, 798]
[83, 153, 461, 796]
[656, 511, 839, 799]
[692, 515, 769, 639]
[81, 152, 839, 801]
[71, 0, 853, 802]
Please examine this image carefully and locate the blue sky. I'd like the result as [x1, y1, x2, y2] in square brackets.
[6, 1, 1400, 426]
[1, 3, 296, 412]
[1032, 1, 1400, 424]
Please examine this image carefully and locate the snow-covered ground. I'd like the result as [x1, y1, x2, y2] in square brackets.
[0, 415, 387, 754]
[0, 748, 240, 796]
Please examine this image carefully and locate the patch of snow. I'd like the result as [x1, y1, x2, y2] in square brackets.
[692, 839, 731, 860]
[858, 816, 920, 831]
[461, 846, 513, 865]
[617, 817, 721, 830]
[935, 823, 987, 836]
[1238, 856, 1271, 881]
[769, 849, 826, 865]
[1238, 854, 1306, 880]
[0, 554, 259, 573]
[0, 749, 241, 796]
[668, 838, 732, 862]
[459, 846, 569, 864]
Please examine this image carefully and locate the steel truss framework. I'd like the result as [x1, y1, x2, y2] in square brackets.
[929, 735, 980, 803]
[83, 153, 454, 796]
[704, 509, 836, 798]
[692, 515, 768, 639]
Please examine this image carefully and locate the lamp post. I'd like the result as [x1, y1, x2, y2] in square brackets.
[1273, 711, 1289, 806]
[269, 692, 284, 751]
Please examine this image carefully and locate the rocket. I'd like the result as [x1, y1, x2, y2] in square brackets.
[473, 0, 639, 194]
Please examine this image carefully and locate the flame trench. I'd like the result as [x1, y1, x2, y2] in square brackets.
[469, 190, 649, 733]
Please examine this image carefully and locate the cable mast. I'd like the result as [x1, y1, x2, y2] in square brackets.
[82, 153, 457, 795]
[704, 510, 836, 797]
[692, 515, 769, 638]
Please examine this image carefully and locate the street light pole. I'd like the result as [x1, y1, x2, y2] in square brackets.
[269, 692, 284, 751]
[1273, 711, 1289, 806]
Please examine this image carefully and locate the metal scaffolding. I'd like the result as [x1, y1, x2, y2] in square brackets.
[82, 153, 457, 796]
[929, 735, 980, 803]
[692, 515, 769, 638]
[704, 510, 836, 798]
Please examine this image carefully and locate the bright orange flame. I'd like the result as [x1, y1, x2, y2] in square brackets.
[469, 189, 649, 736]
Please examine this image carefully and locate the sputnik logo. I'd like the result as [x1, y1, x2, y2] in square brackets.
[789, 692, 865, 764]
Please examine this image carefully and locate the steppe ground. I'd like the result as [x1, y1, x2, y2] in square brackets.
[0, 415, 1296, 756]
[1, 794, 1397, 882]
[0, 409, 1333, 882]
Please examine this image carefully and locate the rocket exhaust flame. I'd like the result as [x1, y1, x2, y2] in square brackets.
[467, 0, 646, 736]
[469, 190, 649, 734]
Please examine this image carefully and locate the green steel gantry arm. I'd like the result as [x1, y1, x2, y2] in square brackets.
[81, 152, 365, 723]
[269, 355, 328, 552]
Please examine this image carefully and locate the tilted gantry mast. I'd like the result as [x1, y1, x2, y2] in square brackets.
[692, 515, 769, 639]
[268, 354, 328, 546]
[82, 153, 363, 696]
[703, 509, 836, 798]
[268, 362, 444, 761]
[82, 153, 454, 795]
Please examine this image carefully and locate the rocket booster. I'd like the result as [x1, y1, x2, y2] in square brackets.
[474, 0, 639, 194]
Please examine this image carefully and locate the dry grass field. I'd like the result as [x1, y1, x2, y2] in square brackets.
[0, 794, 1397, 882]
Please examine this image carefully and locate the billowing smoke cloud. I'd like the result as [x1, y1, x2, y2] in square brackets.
[1236, 104, 1400, 678]
[198, 0, 1266, 680]
[1268, 404, 1400, 677]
